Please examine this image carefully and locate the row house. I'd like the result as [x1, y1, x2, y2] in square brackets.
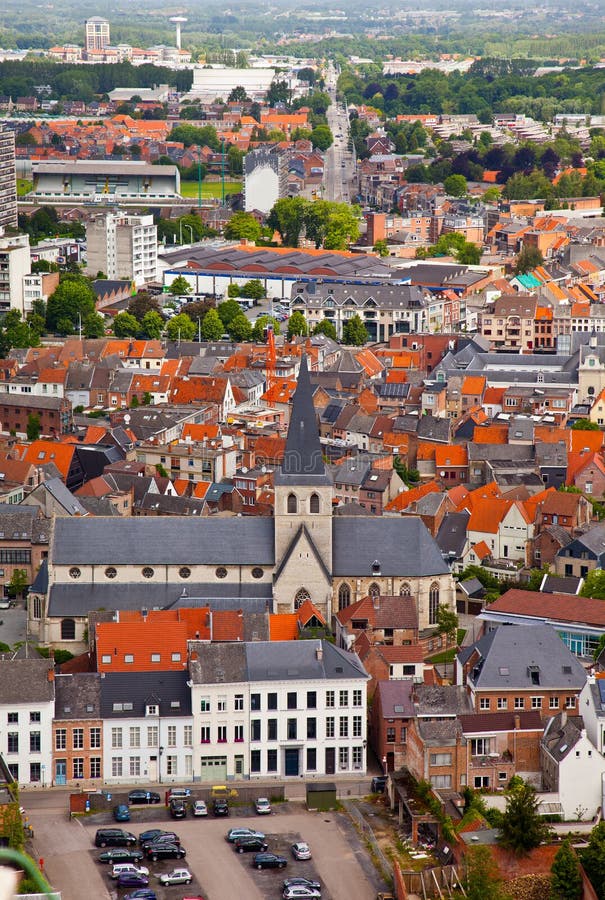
[478, 294, 554, 352]
[0, 394, 72, 437]
[189, 640, 369, 781]
[0, 505, 50, 598]
[0, 659, 55, 787]
[135, 439, 238, 486]
[52, 673, 102, 786]
[458, 624, 586, 720]
[555, 520, 605, 578]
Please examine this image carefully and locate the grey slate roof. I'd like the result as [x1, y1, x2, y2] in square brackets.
[38, 478, 89, 516]
[374, 679, 415, 718]
[465, 624, 586, 691]
[100, 670, 192, 718]
[542, 712, 584, 762]
[245, 639, 367, 682]
[47, 582, 273, 617]
[414, 684, 473, 718]
[0, 658, 54, 703]
[275, 355, 332, 486]
[51, 516, 275, 566]
[54, 672, 101, 720]
[332, 516, 450, 577]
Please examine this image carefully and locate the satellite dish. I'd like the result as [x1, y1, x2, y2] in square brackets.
[241, 466, 248, 474]
[124, 414, 131, 425]
[261, 466, 267, 474]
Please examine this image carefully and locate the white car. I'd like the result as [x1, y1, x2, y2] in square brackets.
[291, 842, 312, 861]
[159, 868, 192, 885]
[255, 797, 272, 815]
[283, 887, 321, 899]
[111, 863, 149, 879]
[192, 799, 207, 816]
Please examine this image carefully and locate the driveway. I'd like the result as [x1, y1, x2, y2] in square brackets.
[24, 792, 379, 900]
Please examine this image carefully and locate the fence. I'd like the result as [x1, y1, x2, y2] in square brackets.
[400, 865, 466, 899]
[343, 799, 393, 885]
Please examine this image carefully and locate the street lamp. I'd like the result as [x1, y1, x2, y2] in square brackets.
[382, 755, 387, 776]
[158, 746, 164, 784]
[179, 222, 194, 245]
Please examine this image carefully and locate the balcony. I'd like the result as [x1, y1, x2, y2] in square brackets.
[470, 751, 513, 769]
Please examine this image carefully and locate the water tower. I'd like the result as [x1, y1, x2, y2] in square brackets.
[170, 16, 187, 50]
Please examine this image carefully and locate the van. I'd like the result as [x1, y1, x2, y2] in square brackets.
[141, 831, 181, 849]
[210, 785, 238, 799]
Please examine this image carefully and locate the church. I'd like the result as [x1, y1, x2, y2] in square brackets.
[29, 357, 454, 647]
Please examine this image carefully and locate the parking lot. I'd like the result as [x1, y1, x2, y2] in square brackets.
[27, 794, 380, 900]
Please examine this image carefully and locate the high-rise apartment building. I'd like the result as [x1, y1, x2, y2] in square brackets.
[0, 233, 31, 315]
[85, 213, 158, 287]
[0, 126, 18, 231]
[85, 17, 110, 54]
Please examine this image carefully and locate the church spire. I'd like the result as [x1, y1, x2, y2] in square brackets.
[277, 355, 331, 484]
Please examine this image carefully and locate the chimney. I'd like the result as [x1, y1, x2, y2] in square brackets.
[315, 645, 323, 661]
[141, 607, 148, 620]
[514, 714, 520, 730]
[561, 710, 567, 728]
[47, 668, 55, 682]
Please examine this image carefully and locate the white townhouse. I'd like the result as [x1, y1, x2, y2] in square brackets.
[0, 658, 55, 787]
[189, 639, 369, 782]
[100, 671, 193, 784]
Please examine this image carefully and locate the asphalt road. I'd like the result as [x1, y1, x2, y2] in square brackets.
[0, 602, 27, 650]
[22, 790, 380, 900]
[324, 63, 355, 204]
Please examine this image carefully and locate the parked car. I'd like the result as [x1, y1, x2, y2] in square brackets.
[226, 827, 265, 843]
[138, 830, 169, 846]
[255, 797, 272, 815]
[158, 868, 193, 886]
[98, 848, 144, 865]
[234, 837, 268, 853]
[111, 864, 149, 880]
[141, 832, 181, 850]
[169, 798, 187, 819]
[128, 790, 161, 805]
[192, 800, 207, 817]
[210, 784, 238, 799]
[123, 891, 157, 900]
[283, 878, 321, 891]
[371, 776, 387, 793]
[117, 872, 149, 888]
[291, 842, 312, 861]
[144, 843, 186, 862]
[252, 852, 287, 870]
[283, 887, 321, 900]
[95, 829, 137, 848]
[166, 788, 191, 802]
[213, 798, 229, 817]
[113, 804, 131, 822]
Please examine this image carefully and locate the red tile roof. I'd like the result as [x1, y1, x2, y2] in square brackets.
[487, 588, 605, 628]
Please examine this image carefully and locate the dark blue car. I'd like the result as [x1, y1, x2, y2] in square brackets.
[117, 872, 149, 888]
[124, 891, 157, 900]
[113, 804, 131, 822]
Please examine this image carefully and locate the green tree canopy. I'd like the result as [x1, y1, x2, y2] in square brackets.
[342, 314, 368, 346]
[200, 308, 224, 341]
[228, 314, 253, 342]
[287, 310, 308, 339]
[83, 312, 106, 338]
[113, 311, 140, 338]
[140, 310, 164, 340]
[267, 197, 307, 247]
[580, 569, 605, 599]
[46, 277, 96, 333]
[240, 279, 265, 301]
[443, 173, 468, 196]
[168, 123, 220, 150]
[572, 417, 599, 430]
[169, 275, 192, 296]
[166, 313, 196, 342]
[128, 291, 162, 322]
[312, 319, 338, 340]
[551, 839, 583, 900]
[497, 779, 551, 856]
[514, 246, 545, 274]
[310, 124, 334, 151]
[217, 299, 242, 328]
[373, 239, 389, 257]
[252, 315, 281, 342]
[224, 211, 262, 242]
[581, 821, 605, 900]
[464, 844, 508, 900]
[26, 413, 41, 442]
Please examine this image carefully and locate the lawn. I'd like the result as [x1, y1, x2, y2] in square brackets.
[17, 179, 33, 197]
[180, 180, 242, 200]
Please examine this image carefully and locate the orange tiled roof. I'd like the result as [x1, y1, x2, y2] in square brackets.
[384, 480, 441, 513]
[181, 423, 220, 442]
[22, 440, 75, 479]
[471, 540, 492, 561]
[461, 375, 486, 396]
[434, 445, 468, 468]
[482, 386, 506, 405]
[270, 613, 299, 641]
[96, 619, 188, 671]
[467, 497, 513, 534]
[473, 424, 508, 444]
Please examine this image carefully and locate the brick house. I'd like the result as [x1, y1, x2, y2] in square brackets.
[0, 505, 50, 599]
[554, 521, 605, 578]
[356, 632, 427, 698]
[533, 525, 572, 567]
[52, 672, 103, 786]
[370, 680, 415, 772]
[0, 395, 72, 437]
[457, 624, 586, 720]
[335, 594, 419, 650]
[535, 490, 592, 534]
[570, 453, 605, 500]
[460, 711, 542, 791]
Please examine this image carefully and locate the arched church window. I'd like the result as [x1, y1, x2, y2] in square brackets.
[338, 582, 351, 610]
[368, 582, 380, 598]
[287, 493, 298, 514]
[429, 582, 440, 625]
[294, 588, 311, 609]
[400, 583, 411, 596]
[309, 493, 320, 514]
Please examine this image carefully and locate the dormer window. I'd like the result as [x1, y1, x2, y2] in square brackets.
[372, 560, 381, 575]
[146, 704, 158, 716]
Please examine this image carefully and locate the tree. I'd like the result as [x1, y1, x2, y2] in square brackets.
[443, 174, 468, 197]
[224, 211, 262, 242]
[26, 413, 41, 442]
[373, 239, 389, 257]
[342, 314, 368, 346]
[581, 569, 605, 600]
[497, 780, 551, 856]
[217, 299, 242, 328]
[436, 604, 459, 679]
[7, 568, 28, 600]
[166, 313, 196, 342]
[310, 124, 334, 151]
[458, 242, 482, 264]
[514, 246, 545, 274]
[128, 291, 161, 322]
[582, 821, 605, 900]
[169, 275, 192, 296]
[200, 309, 224, 341]
[140, 311, 164, 340]
[1, 310, 41, 351]
[83, 312, 105, 338]
[464, 845, 508, 900]
[313, 319, 337, 340]
[550, 839, 583, 900]
[228, 314, 253, 342]
[572, 417, 599, 431]
[287, 310, 308, 339]
[228, 85, 249, 103]
[240, 279, 265, 301]
[46, 277, 96, 333]
[113, 312, 140, 338]
[267, 197, 307, 247]
[252, 315, 281, 342]
[227, 283, 241, 298]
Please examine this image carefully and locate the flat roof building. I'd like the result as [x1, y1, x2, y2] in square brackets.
[31, 160, 180, 204]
